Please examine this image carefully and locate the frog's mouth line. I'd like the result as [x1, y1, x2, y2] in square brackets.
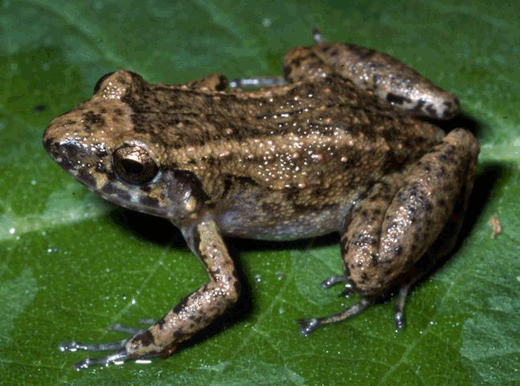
[94, 177, 174, 219]
[44, 132, 174, 219]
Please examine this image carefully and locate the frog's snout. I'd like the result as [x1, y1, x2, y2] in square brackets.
[43, 126, 109, 188]
[44, 136, 83, 171]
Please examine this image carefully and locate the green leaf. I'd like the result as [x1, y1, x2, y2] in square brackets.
[1, 0, 518, 385]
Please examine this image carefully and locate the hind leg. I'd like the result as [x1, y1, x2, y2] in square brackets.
[300, 129, 479, 334]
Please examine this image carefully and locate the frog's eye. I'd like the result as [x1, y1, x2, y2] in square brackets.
[93, 72, 115, 94]
[113, 146, 159, 185]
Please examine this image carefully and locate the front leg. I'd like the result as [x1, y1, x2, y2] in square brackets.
[63, 217, 240, 369]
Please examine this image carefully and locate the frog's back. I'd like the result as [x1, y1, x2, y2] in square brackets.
[45, 70, 446, 241]
[127, 75, 443, 206]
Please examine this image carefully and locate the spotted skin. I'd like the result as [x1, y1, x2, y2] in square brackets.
[44, 34, 479, 368]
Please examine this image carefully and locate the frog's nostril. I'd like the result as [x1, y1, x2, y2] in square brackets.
[44, 139, 82, 172]
[58, 141, 81, 160]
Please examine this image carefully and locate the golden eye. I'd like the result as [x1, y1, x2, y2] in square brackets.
[113, 146, 159, 185]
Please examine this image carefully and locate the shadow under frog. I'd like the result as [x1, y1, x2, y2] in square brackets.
[43, 31, 479, 369]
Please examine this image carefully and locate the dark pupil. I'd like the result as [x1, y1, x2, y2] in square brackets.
[122, 159, 144, 175]
[113, 146, 158, 185]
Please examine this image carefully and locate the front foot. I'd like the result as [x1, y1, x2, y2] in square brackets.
[60, 338, 131, 370]
[60, 219, 241, 369]
[71, 347, 130, 370]
[59, 328, 164, 370]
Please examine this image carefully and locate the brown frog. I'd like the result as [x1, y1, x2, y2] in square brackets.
[43, 32, 479, 369]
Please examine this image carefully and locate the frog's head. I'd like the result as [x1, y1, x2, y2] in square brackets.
[43, 70, 204, 224]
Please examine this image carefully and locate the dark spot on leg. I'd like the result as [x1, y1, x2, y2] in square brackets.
[439, 154, 452, 163]
[173, 295, 190, 314]
[133, 330, 155, 347]
[157, 318, 166, 329]
[173, 328, 186, 340]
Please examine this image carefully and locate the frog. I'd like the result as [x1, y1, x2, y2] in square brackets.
[43, 31, 479, 369]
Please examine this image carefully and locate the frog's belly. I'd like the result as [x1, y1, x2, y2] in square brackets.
[216, 193, 352, 241]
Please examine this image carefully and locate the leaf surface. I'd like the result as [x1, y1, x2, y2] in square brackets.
[1, 0, 518, 384]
